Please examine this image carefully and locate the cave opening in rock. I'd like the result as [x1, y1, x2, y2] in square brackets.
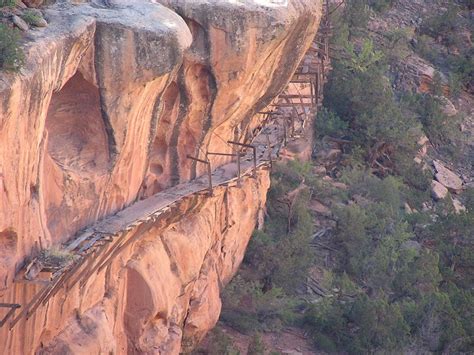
[45, 71, 110, 174]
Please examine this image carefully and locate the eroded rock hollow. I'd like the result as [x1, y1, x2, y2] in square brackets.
[0, 0, 322, 352]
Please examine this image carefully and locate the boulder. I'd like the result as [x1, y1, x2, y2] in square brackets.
[431, 180, 448, 200]
[418, 135, 430, 146]
[331, 181, 348, 190]
[416, 134, 430, 160]
[452, 198, 466, 214]
[317, 148, 342, 164]
[439, 97, 458, 117]
[433, 160, 463, 192]
[310, 200, 331, 216]
[313, 165, 326, 176]
[12, 14, 29, 31]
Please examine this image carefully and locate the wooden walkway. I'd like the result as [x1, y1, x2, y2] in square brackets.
[0, 0, 333, 331]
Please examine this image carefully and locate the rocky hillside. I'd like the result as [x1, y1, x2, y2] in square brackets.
[197, 1, 473, 353]
[0, 0, 323, 353]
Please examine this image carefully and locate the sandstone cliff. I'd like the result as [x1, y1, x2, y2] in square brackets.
[0, 0, 322, 352]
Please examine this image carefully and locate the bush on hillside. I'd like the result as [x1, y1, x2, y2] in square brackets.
[0, 24, 24, 72]
[420, 6, 460, 40]
[368, 0, 395, 12]
[0, 0, 15, 7]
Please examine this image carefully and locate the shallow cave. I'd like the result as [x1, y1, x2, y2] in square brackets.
[45, 71, 110, 174]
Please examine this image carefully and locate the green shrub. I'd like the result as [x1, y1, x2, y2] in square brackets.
[221, 276, 300, 333]
[368, 0, 394, 12]
[448, 71, 463, 98]
[463, 187, 474, 211]
[324, 38, 422, 169]
[0, 0, 16, 7]
[0, 24, 24, 72]
[247, 333, 265, 355]
[396, 161, 431, 209]
[192, 328, 240, 355]
[413, 34, 441, 64]
[385, 28, 411, 63]
[20, 9, 43, 26]
[344, 0, 370, 38]
[401, 93, 460, 153]
[220, 310, 261, 334]
[315, 108, 348, 138]
[448, 47, 474, 91]
[305, 295, 410, 353]
[419, 5, 460, 40]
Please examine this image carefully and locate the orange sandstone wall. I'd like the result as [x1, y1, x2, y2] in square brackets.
[2, 172, 269, 353]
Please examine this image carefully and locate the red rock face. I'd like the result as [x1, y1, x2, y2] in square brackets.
[1, 172, 270, 353]
[0, 0, 322, 352]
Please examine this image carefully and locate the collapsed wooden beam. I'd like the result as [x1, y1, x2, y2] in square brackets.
[9, 280, 54, 329]
[79, 239, 122, 288]
[0, 304, 21, 328]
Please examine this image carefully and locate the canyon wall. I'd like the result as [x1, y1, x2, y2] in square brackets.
[0, 0, 322, 352]
[4, 171, 270, 354]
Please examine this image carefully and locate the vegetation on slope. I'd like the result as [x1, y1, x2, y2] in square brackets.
[197, 1, 473, 354]
[0, 23, 24, 72]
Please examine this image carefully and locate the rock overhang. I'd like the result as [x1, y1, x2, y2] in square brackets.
[0, 0, 192, 92]
[156, 0, 321, 36]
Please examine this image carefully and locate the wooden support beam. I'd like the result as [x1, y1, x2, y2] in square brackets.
[294, 71, 321, 76]
[271, 102, 314, 107]
[290, 79, 314, 84]
[227, 141, 257, 177]
[94, 230, 148, 275]
[66, 250, 97, 291]
[0, 304, 21, 328]
[40, 267, 73, 307]
[21, 276, 53, 326]
[258, 111, 280, 115]
[187, 155, 213, 195]
[306, 46, 327, 56]
[328, 0, 345, 16]
[206, 152, 236, 157]
[265, 133, 273, 170]
[78, 239, 121, 288]
[10, 279, 53, 328]
[279, 94, 314, 99]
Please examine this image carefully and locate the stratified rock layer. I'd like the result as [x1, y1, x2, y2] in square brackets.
[0, 0, 322, 352]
